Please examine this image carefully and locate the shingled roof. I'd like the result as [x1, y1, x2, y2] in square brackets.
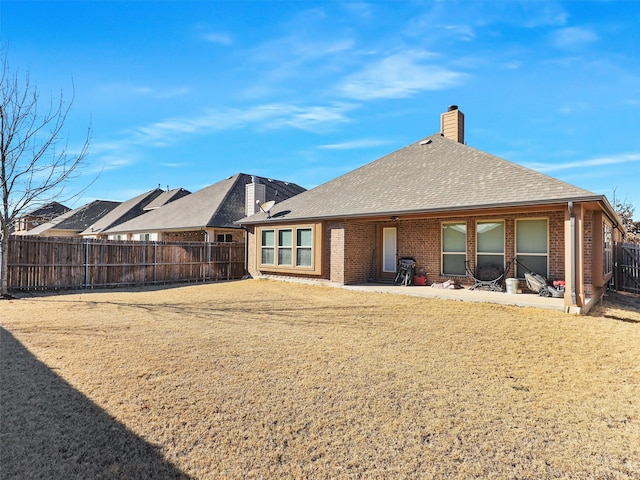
[25, 200, 121, 235]
[239, 133, 602, 224]
[25, 201, 71, 218]
[105, 173, 305, 234]
[79, 188, 167, 236]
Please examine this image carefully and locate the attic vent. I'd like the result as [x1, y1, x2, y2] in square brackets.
[420, 139, 432, 145]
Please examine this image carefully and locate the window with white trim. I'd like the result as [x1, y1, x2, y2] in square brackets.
[259, 226, 317, 271]
[296, 228, 313, 267]
[261, 229, 275, 265]
[442, 222, 466, 275]
[515, 219, 548, 278]
[278, 229, 293, 266]
[476, 221, 504, 268]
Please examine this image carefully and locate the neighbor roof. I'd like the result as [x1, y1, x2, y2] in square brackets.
[143, 188, 191, 211]
[25, 200, 121, 235]
[79, 188, 168, 235]
[239, 134, 602, 224]
[24, 201, 71, 218]
[105, 173, 306, 234]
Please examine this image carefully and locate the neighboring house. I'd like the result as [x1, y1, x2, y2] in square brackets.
[239, 106, 623, 314]
[79, 187, 188, 239]
[12, 202, 71, 234]
[104, 173, 306, 243]
[23, 200, 121, 237]
[141, 187, 191, 212]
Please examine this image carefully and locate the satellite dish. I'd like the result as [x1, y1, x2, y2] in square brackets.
[259, 200, 276, 218]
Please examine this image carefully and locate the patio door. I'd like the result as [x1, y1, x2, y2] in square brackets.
[381, 227, 397, 278]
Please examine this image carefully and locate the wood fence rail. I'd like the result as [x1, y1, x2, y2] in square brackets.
[6, 236, 245, 291]
[614, 242, 640, 294]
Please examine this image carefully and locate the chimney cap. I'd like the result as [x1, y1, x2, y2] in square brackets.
[448, 105, 458, 111]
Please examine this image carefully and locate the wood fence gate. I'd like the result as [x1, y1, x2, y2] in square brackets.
[614, 242, 640, 294]
[6, 236, 245, 291]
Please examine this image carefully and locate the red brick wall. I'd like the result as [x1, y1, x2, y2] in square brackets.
[343, 222, 376, 284]
[247, 208, 587, 292]
[339, 209, 567, 286]
[583, 211, 593, 296]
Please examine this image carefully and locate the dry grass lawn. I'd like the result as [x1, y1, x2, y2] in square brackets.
[1, 279, 639, 479]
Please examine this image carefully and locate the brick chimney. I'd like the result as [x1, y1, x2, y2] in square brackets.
[440, 105, 464, 143]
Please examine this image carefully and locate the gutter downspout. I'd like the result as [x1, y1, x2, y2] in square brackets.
[568, 202, 577, 306]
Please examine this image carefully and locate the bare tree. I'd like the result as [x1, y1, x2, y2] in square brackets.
[1, 53, 91, 297]
[615, 199, 640, 243]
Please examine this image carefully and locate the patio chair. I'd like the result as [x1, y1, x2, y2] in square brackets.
[464, 260, 512, 292]
[394, 257, 416, 286]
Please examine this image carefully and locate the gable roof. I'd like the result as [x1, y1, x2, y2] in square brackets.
[105, 173, 306, 234]
[25, 200, 121, 235]
[239, 134, 602, 224]
[143, 188, 191, 211]
[79, 188, 167, 236]
[25, 201, 71, 218]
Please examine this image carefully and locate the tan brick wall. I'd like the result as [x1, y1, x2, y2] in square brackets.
[246, 226, 257, 276]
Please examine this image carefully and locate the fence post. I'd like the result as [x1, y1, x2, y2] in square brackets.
[84, 239, 89, 289]
[153, 241, 157, 284]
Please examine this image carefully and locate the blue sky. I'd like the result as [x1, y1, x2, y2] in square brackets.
[2, 1, 639, 219]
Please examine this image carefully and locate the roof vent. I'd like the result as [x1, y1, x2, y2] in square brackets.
[420, 139, 432, 145]
[448, 105, 458, 111]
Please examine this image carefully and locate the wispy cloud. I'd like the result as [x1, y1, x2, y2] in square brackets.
[130, 102, 355, 146]
[99, 83, 189, 99]
[201, 32, 233, 46]
[317, 138, 392, 150]
[527, 153, 640, 173]
[337, 50, 465, 100]
[550, 26, 598, 49]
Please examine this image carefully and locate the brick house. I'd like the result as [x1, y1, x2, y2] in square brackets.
[239, 107, 623, 314]
[12, 202, 70, 234]
[104, 173, 305, 243]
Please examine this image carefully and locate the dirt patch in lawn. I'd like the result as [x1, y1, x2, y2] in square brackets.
[2, 279, 639, 479]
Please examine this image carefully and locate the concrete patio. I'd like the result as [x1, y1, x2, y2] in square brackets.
[257, 275, 578, 313]
[343, 282, 567, 312]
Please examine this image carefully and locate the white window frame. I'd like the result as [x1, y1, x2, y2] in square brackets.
[515, 218, 549, 279]
[261, 229, 276, 265]
[441, 222, 467, 276]
[476, 220, 505, 268]
[258, 225, 318, 273]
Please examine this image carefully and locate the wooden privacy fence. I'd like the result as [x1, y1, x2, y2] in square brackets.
[614, 242, 640, 294]
[7, 236, 245, 291]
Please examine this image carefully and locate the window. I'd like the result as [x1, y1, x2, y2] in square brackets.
[604, 222, 613, 275]
[296, 228, 313, 267]
[258, 225, 318, 272]
[442, 222, 466, 275]
[515, 219, 548, 278]
[477, 221, 504, 268]
[261, 229, 275, 265]
[278, 229, 293, 265]
[216, 233, 233, 242]
[142, 233, 151, 241]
